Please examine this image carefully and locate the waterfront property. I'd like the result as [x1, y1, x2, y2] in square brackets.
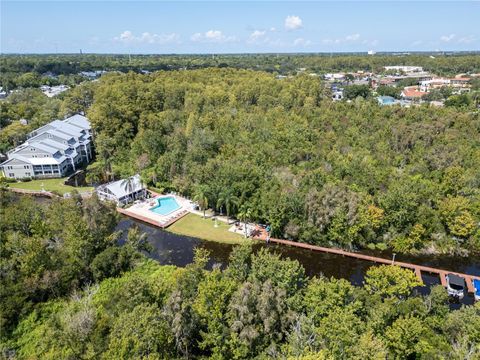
[117, 192, 193, 228]
[0, 114, 93, 180]
[96, 174, 147, 205]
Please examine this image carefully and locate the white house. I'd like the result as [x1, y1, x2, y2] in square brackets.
[96, 174, 147, 205]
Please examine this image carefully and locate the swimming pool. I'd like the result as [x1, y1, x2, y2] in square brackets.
[378, 96, 396, 105]
[150, 196, 181, 216]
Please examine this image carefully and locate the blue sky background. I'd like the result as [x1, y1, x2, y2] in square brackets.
[1, 1, 479, 54]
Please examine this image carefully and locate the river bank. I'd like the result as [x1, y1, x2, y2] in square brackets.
[117, 217, 480, 307]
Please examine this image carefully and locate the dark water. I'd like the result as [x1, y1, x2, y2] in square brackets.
[117, 218, 479, 307]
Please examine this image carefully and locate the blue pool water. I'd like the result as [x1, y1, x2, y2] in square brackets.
[150, 196, 181, 216]
[378, 96, 396, 105]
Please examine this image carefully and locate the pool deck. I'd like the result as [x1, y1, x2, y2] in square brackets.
[118, 193, 193, 229]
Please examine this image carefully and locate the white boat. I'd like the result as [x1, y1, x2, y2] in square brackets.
[446, 274, 466, 299]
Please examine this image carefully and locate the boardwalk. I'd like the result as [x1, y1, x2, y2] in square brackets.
[253, 228, 480, 294]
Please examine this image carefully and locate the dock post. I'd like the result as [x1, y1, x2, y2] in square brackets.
[466, 277, 474, 293]
[415, 268, 423, 284]
[440, 272, 447, 287]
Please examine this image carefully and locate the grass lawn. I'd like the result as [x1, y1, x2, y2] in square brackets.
[166, 213, 254, 245]
[8, 178, 93, 195]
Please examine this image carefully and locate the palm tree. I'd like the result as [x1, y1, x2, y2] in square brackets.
[193, 185, 209, 218]
[237, 204, 252, 238]
[121, 175, 136, 203]
[217, 189, 239, 223]
[127, 225, 152, 253]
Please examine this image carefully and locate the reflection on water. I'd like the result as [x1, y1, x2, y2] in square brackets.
[117, 218, 480, 307]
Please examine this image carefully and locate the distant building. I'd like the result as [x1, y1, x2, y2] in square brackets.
[96, 174, 147, 205]
[0, 115, 93, 180]
[401, 86, 427, 100]
[40, 85, 69, 98]
[384, 66, 424, 74]
[324, 73, 345, 81]
[367, 50, 376, 55]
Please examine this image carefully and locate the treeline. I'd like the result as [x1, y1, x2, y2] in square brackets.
[2, 53, 480, 91]
[86, 69, 480, 255]
[5, 243, 480, 359]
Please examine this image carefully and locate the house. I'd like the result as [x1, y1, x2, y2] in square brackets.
[324, 73, 345, 81]
[96, 174, 147, 205]
[401, 86, 427, 101]
[419, 78, 451, 92]
[0, 114, 93, 180]
[40, 85, 69, 98]
[384, 66, 423, 74]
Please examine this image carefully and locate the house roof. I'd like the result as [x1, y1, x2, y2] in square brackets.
[98, 174, 144, 199]
[48, 130, 75, 141]
[25, 142, 60, 154]
[32, 139, 70, 152]
[64, 114, 91, 131]
[28, 156, 67, 165]
[402, 86, 427, 98]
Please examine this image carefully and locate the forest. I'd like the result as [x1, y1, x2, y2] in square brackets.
[78, 68, 479, 255]
[1, 190, 479, 359]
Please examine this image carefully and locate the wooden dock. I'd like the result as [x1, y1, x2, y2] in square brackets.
[254, 229, 480, 293]
[117, 207, 189, 229]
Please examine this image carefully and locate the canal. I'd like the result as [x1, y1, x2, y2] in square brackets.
[117, 217, 480, 306]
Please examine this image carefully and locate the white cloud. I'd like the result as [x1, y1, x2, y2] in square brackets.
[285, 15, 303, 30]
[440, 34, 456, 42]
[458, 35, 475, 44]
[190, 30, 235, 43]
[247, 30, 267, 44]
[322, 33, 365, 45]
[115, 30, 179, 44]
[293, 38, 312, 47]
[345, 33, 360, 41]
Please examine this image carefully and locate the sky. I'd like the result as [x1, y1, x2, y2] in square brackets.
[1, 1, 479, 54]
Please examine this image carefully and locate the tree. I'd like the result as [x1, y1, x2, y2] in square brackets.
[193, 185, 209, 218]
[344, 84, 371, 100]
[217, 188, 239, 222]
[444, 94, 472, 108]
[385, 316, 426, 358]
[103, 303, 175, 359]
[237, 204, 253, 238]
[121, 176, 136, 203]
[364, 265, 422, 298]
[125, 225, 152, 253]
